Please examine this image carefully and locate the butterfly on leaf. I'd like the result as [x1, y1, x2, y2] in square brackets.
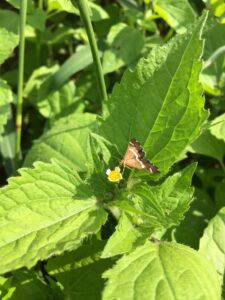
[120, 138, 159, 173]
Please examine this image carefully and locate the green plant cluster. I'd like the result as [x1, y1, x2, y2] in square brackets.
[0, 0, 225, 299]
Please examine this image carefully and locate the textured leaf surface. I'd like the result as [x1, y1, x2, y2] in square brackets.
[0, 160, 107, 274]
[0, 27, 18, 65]
[24, 113, 97, 171]
[103, 164, 196, 257]
[153, 0, 196, 33]
[103, 242, 221, 300]
[47, 241, 113, 300]
[102, 23, 144, 74]
[101, 212, 149, 258]
[199, 207, 225, 282]
[0, 80, 13, 142]
[99, 14, 208, 175]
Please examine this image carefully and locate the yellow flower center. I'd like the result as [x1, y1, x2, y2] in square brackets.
[107, 169, 122, 183]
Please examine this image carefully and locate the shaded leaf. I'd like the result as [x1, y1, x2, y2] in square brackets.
[153, 0, 196, 33]
[103, 241, 221, 300]
[24, 113, 97, 171]
[201, 17, 225, 95]
[0, 108, 16, 176]
[47, 240, 113, 300]
[210, 112, 225, 143]
[199, 207, 225, 283]
[188, 128, 225, 161]
[0, 28, 18, 65]
[102, 23, 144, 74]
[172, 188, 217, 249]
[0, 80, 13, 142]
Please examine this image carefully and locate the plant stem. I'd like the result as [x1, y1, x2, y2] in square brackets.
[15, 0, 28, 170]
[75, 0, 108, 105]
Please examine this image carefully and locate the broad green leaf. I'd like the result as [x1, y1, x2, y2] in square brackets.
[48, 0, 109, 21]
[153, 0, 196, 33]
[103, 164, 196, 257]
[99, 13, 208, 175]
[47, 240, 113, 300]
[0, 10, 19, 34]
[24, 113, 97, 171]
[103, 241, 221, 300]
[0, 28, 18, 65]
[0, 108, 16, 176]
[215, 181, 225, 209]
[0, 80, 13, 142]
[201, 18, 225, 95]
[172, 188, 217, 249]
[209, 112, 225, 143]
[102, 23, 144, 74]
[101, 212, 150, 258]
[30, 46, 95, 102]
[0, 160, 107, 274]
[27, 8, 47, 32]
[199, 207, 225, 283]
[24, 66, 83, 121]
[188, 128, 225, 162]
[0, 270, 62, 300]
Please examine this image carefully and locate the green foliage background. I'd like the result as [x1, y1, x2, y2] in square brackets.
[0, 0, 225, 299]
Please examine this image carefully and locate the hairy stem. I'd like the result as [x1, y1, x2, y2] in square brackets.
[74, 0, 108, 107]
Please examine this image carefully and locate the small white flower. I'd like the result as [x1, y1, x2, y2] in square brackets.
[106, 167, 122, 183]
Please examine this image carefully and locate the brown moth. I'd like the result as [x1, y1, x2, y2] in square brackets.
[120, 138, 159, 173]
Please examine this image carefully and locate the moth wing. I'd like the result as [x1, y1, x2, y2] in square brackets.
[142, 159, 160, 173]
[123, 157, 144, 169]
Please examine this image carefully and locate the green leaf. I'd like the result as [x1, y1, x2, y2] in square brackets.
[0, 9, 19, 34]
[0, 160, 107, 274]
[30, 46, 95, 102]
[47, 240, 114, 300]
[102, 23, 144, 74]
[215, 181, 225, 209]
[103, 164, 196, 257]
[133, 164, 196, 226]
[27, 8, 47, 32]
[0, 108, 16, 176]
[199, 207, 225, 283]
[200, 17, 225, 95]
[99, 13, 208, 175]
[153, 0, 196, 33]
[0, 269, 62, 300]
[0, 80, 13, 142]
[209, 112, 225, 143]
[103, 241, 221, 300]
[24, 66, 84, 121]
[48, 0, 109, 21]
[188, 128, 225, 161]
[101, 212, 150, 258]
[24, 113, 97, 171]
[172, 188, 217, 249]
[0, 27, 18, 65]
